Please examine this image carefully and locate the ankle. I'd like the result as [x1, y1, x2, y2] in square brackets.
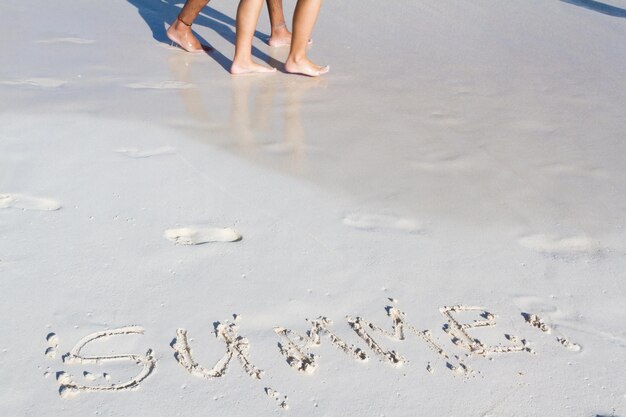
[232, 54, 252, 66]
[287, 54, 306, 64]
[172, 17, 191, 31]
[271, 23, 290, 36]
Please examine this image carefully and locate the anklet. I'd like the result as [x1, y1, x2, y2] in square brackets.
[272, 22, 287, 29]
[177, 16, 192, 27]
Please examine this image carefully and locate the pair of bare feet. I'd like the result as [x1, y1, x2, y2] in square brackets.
[166, 21, 328, 77]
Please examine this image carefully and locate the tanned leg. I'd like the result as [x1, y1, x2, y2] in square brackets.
[285, 0, 328, 76]
[266, 0, 292, 46]
[230, 0, 277, 74]
[166, 0, 210, 52]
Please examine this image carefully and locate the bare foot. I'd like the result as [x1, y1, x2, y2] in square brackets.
[166, 20, 207, 53]
[268, 25, 312, 47]
[284, 57, 329, 77]
[268, 24, 292, 47]
[269, 35, 292, 47]
[230, 60, 277, 75]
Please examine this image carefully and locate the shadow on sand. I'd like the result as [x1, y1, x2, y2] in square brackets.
[126, 0, 274, 71]
[561, 0, 626, 17]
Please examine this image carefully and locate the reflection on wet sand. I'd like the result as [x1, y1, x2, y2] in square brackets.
[166, 49, 327, 174]
[167, 53, 212, 124]
[164, 47, 625, 240]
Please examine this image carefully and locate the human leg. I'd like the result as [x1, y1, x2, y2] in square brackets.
[231, 0, 277, 74]
[166, 0, 211, 52]
[266, 0, 292, 46]
[285, 0, 328, 76]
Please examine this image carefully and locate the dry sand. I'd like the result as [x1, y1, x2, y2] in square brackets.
[1, 0, 625, 416]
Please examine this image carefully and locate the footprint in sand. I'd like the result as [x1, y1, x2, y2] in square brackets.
[541, 163, 609, 180]
[518, 234, 601, 256]
[124, 81, 194, 90]
[343, 213, 423, 234]
[35, 37, 95, 45]
[114, 147, 176, 159]
[1, 78, 67, 88]
[0, 194, 61, 211]
[410, 159, 469, 172]
[429, 110, 465, 126]
[410, 151, 476, 173]
[165, 227, 242, 245]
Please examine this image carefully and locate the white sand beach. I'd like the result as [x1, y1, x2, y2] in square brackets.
[1, 0, 625, 415]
